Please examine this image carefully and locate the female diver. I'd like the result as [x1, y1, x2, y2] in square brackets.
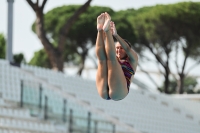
[95, 12, 138, 100]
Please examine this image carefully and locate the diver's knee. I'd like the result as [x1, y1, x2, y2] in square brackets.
[109, 91, 127, 101]
[99, 91, 109, 100]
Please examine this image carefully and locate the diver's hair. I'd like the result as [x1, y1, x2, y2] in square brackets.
[123, 39, 131, 48]
[116, 39, 132, 60]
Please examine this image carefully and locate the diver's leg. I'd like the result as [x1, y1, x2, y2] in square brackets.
[103, 12, 128, 100]
[96, 13, 109, 99]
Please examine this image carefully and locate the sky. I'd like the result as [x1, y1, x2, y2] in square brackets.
[1, 0, 200, 89]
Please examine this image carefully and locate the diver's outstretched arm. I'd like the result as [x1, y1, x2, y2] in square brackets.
[110, 21, 138, 71]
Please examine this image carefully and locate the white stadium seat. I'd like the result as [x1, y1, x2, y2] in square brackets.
[0, 59, 200, 133]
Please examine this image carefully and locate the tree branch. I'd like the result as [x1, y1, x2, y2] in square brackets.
[26, 0, 36, 11]
[138, 63, 159, 88]
[175, 41, 180, 74]
[58, 0, 92, 50]
[145, 43, 166, 69]
[41, 0, 47, 11]
[61, 0, 91, 35]
[180, 48, 190, 75]
[156, 59, 165, 75]
[140, 54, 157, 62]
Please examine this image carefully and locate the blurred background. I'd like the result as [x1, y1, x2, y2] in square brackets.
[0, 0, 200, 133]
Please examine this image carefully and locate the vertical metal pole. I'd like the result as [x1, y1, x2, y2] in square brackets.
[87, 112, 91, 133]
[63, 99, 67, 122]
[38, 84, 42, 109]
[6, 0, 14, 63]
[94, 121, 98, 133]
[112, 124, 115, 133]
[44, 96, 48, 120]
[69, 109, 73, 133]
[20, 80, 23, 107]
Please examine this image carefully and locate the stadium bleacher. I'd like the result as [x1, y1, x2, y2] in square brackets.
[0, 59, 200, 133]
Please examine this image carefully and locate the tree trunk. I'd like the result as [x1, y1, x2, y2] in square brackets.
[77, 60, 85, 76]
[35, 11, 64, 71]
[177, 73, 185, 94]
[26, 0, 92, 72]
[143, 43, 171, 93]
[177, 46, 189, 94]
[164, 69, 170, 94]
[77, 50, 88, 75]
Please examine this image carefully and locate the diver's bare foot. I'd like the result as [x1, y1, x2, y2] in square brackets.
[110, 21, 117, 36]
[103, 12, 111, 32]
[97, 13, 105, 31]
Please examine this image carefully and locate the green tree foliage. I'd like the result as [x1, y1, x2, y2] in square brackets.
[30, 5, 136, 74]
[43, 6, 114, 44]
[29, 49, 51, 68]
[0, 33, 6, 59]
[29, 47, 81, 68]
[13, 53, 26, 64]
[130, 2, 200, 94]
[27, 0, 92, 72]
[31, 5, 114, 74]
[29, 2, 200, 92]
[159, 76, 199, 94]
[0, 33, 26, 64]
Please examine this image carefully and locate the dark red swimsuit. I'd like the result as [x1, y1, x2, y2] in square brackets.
[107, 58, 135, 100]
